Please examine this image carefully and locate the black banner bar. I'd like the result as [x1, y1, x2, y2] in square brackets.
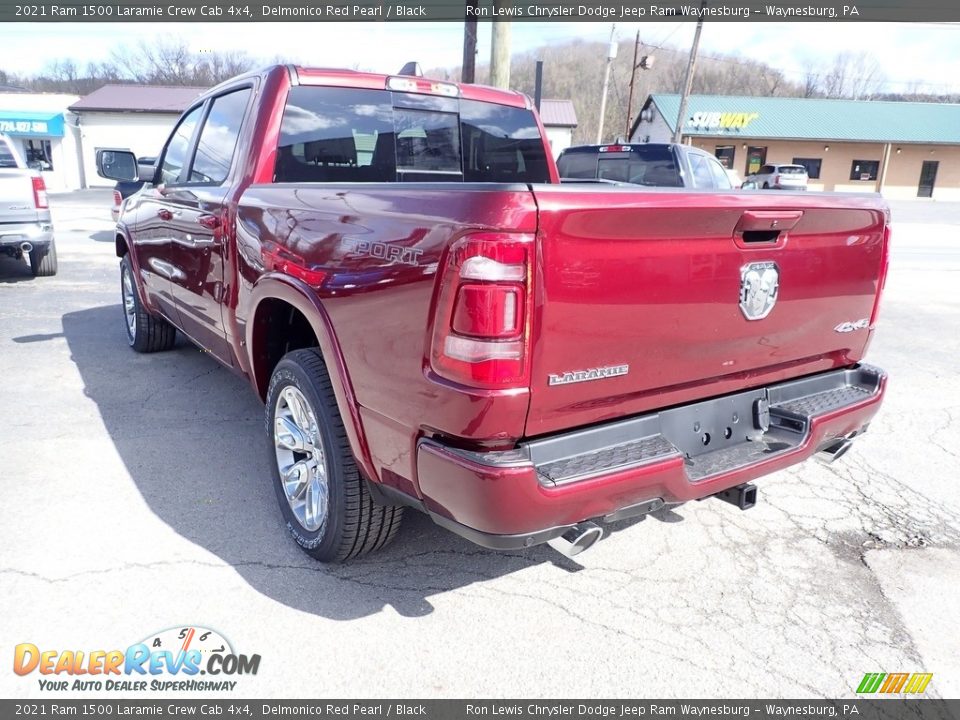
[1, 0, 959, 22]
[1, 700, 958, 720]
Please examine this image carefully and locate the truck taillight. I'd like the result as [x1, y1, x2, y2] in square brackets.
[113, 190, 122, 207]
[430, 233, 534, 388]
[31, 176, 48, 209]
[870, 225, 891, 326]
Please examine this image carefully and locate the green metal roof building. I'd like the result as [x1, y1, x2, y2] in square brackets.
[630, 94, 960, 200]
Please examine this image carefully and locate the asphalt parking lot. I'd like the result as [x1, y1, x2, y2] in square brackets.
[1, 191, 958, 699]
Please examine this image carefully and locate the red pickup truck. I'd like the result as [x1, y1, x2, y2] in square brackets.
[98, 65, 889, 562]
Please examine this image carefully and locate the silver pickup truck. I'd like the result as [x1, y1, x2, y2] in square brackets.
[0, 134, 57, 276]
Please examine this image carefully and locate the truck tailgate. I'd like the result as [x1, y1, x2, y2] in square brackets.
[525, 187, 888, 437]
[0, 170, 40, 224]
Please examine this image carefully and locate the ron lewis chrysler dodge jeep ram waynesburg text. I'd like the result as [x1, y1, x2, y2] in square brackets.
[97, 65, 890, 562]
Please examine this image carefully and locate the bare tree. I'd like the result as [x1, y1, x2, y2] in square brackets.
[820, 51, 886, 99]
[101, 39, 259, 86]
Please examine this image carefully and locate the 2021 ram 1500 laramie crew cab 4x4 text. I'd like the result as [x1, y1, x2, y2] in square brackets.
[98, 65, 889, 562]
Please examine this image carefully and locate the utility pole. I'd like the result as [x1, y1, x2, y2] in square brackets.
[625, 33, 656, 140]
[673, 0, 706, 144]
[595, 24, 617, 145]
[534, 60, 544, 111]
[626, 31, 640, 139]
[490, 3, 512, 89]
[461, 0, 478, 83]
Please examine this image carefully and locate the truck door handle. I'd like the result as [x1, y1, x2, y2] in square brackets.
[197, 214, 221, 230]
[157, 208, 180, 221]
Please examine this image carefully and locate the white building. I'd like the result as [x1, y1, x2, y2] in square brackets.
[5, 85, 580, 188]
[538, 99, 578, 158]
[0, 91, 81, 191]
[69, 85, 205, 188]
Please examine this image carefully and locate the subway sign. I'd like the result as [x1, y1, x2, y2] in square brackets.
[687, 112, 759, 131]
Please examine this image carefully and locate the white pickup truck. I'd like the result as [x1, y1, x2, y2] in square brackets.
[0, 134, 57, 276]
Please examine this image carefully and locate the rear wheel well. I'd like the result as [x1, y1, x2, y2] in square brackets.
[252, 298, 320, 400]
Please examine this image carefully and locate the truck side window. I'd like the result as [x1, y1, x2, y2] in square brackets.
[707, 156, 733, 189]
[276, 87, 395, 183]
[189, 88, 252, 185]
[158, 106, 203, 186]
[0, 140, 18, 168]
[689, 154, 714, 189]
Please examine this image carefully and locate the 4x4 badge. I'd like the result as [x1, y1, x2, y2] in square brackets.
[740, 261, 779, 320]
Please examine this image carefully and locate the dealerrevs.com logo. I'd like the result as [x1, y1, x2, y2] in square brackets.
[13, 626, 261, 692]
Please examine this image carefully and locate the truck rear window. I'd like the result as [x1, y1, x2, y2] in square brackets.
[557, 145, 682, 186]
[275, 86, 549, 184]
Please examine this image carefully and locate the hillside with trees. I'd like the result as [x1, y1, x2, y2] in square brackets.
[430, 40, 956, 144]
[3, 35, 954, 146]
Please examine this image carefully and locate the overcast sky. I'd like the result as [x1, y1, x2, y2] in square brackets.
[2, 22, 958, 95]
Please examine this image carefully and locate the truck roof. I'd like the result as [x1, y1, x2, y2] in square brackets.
[294, 66, 530, 109]
[203, 64, 532, 110]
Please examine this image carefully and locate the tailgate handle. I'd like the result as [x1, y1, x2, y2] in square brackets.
[735, 211, 803, 243]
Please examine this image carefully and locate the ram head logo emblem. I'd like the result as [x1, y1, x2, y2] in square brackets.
[739, 261, 779, 320]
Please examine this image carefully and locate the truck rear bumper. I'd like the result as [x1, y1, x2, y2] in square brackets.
[415, 364, 886, 549]
[0, 221, 54, 249]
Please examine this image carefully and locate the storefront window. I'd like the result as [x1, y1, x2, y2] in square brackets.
[714, 145, 735, 169]
[850, 160, 879, 181]
[746, 146, 767, 175]
[792, 157, 822, 179]
[25, 139, 53, 171]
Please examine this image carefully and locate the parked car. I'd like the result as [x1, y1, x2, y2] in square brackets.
[556, 142, 733, 190]
[111, 156, 155, 222]
[97, 64, 889, 563]
[0, 133, 57, 276]
[746, 163, 809, 190]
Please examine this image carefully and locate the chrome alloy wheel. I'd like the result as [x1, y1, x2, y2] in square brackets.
[273, 386, 329, 532]
[121, 265, 137, 341]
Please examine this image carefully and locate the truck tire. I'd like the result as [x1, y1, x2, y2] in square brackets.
[266, 348, 404, 562]
[121, 255, 176, 353]
[29, 240, 58, 277]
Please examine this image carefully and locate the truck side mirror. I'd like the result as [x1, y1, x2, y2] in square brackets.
[741, 181, 759, 190]
[96, 149, 139, 182]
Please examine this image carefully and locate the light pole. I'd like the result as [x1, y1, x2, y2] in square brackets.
[595, 24, 617, 145]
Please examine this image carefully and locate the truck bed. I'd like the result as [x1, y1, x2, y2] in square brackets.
[235, 182, 888, 500]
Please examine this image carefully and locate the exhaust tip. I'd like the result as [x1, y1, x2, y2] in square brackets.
[20, 242, 33, 253]
[547, 522, 604, 558]
[817, 439, 853, 465]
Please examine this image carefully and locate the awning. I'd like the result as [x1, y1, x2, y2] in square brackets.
[0, 111, 65, 137]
